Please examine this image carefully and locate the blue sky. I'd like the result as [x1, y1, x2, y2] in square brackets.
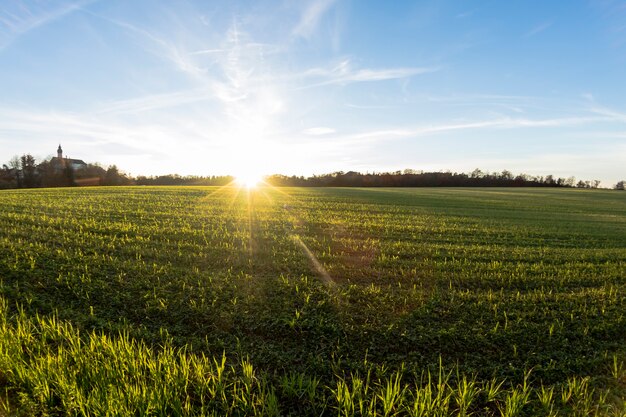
[1, 0, 625, 186]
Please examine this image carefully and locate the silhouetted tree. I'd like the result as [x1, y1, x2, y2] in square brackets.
[470, 168, 484, 179]
[103, 165, 121, 185]
[20, 154, 38, 188]
[8, 156, 20, 170]
[7, 156, 22, 187]
[0, 164, 16, 189]
[74, 163, 106, 186]
[101, 165, 132, 186]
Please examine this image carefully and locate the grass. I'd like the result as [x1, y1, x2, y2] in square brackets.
[0, 186, 624, 415]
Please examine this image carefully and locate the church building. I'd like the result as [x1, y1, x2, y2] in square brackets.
[49, 145, 87, 171]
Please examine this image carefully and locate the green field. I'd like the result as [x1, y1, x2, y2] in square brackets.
[0, 186, 624, 416]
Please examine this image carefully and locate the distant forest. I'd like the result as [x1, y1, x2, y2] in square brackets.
[2, 153, 624, 190]
[264, 170, 610, 188]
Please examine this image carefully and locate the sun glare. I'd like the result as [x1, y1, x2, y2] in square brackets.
[229, 140, 273, 189]
[236, 173, 264, 189]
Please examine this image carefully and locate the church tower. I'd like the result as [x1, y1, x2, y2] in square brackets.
[57, 144, 63, 159]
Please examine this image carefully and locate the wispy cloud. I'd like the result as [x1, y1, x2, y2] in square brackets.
[0, 0, 94, 50]
[91, 14, 267, 106]
[189, 48, 226, 55]
[304, 127, 336, 135]
[0, 107, 167, 152]
[344, 103, 394, 110]
[523, 21, 553, 38]
[101, 17, 206, 78]
[590, 0, 626, 49]
[588, 104, 626, 122]
[316, 115, 617, 148]
[86, 9, 436, 129]
[419, 93, 592, 115]
[456, 10, 475, 19]
[95, 89, 215, 115]
[299, 59, 437, 87]
[292, 0, 338, 39]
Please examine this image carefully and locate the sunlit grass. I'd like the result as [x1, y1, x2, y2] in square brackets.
[0, 301, 623, 415]
[0, 186, 625, 415]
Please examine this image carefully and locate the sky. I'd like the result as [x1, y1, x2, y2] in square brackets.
[0, 0, 625, 186]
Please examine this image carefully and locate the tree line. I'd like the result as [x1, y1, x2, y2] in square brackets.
[1, 153, 623, 190]
[265, 169, 622, 189]
[0, 153, 131, 189]
[135, 174, 234, 186]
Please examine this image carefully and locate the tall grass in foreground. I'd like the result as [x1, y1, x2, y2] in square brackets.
[0, 298, 623, 416]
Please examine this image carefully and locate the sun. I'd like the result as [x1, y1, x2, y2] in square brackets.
[229, 141, 271, 189]
[235, 172, 264, 189]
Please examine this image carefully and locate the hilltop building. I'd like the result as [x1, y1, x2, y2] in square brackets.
[49, 145, 87, 172]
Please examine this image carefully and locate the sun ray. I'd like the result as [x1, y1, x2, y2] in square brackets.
[200, 180, 246, 208]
